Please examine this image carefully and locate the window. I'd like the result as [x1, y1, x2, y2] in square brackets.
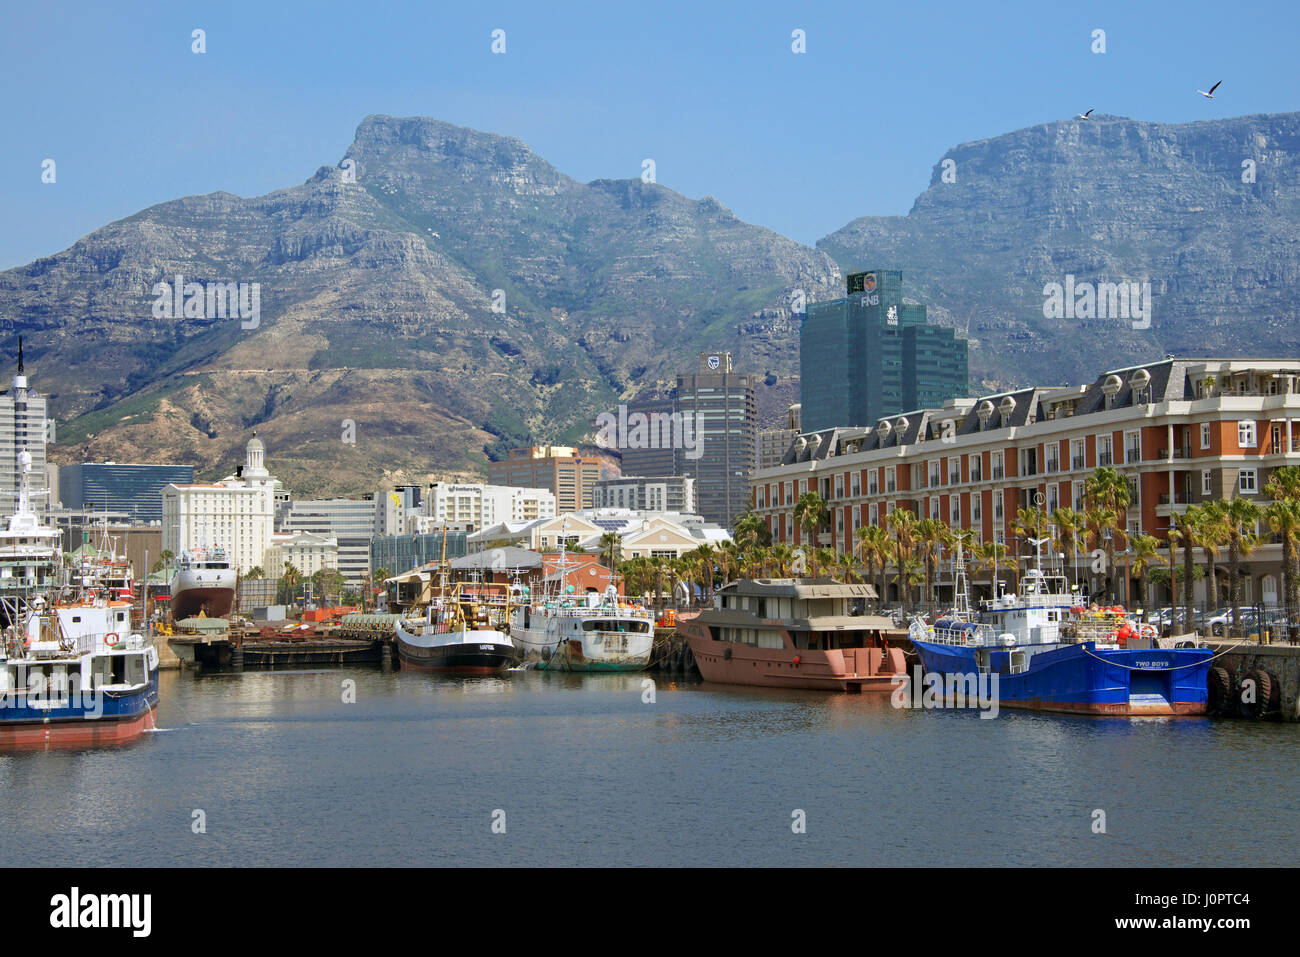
[885, 467, 896, 493]
[1272, 423, 1283, 454]
[868, 471, 878, 495]
[1072, 481, 1084, 511]
[949, 459, 961, 484]
[1202, 470, 1212, 496]
[1239, 469, 1258, 494]
[950, 495, 961, 525]
[1046, 485, 1059, 511]
[972, 495, 982, 523]
[991, 451, 1004, 479]
[929, 497, 940, 520]
[1239, 421, 1257, 448]
[1071, 439, 1084, 470]
[1046, 444, 1060, 473]
[1098, 435, 1113, 466]
[969, 454, 982, 482]
[929, 462, 940, 487]
[1200, 423, 1211, 449]
[994, 494, 1004, 520]
[1125, 431, 1142, 464]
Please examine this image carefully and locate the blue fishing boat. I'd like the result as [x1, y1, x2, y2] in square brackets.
[909, 558, 1213, 717]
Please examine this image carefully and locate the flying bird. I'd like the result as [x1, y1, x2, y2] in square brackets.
[1076, 109, 1094, 119]
[1196, 81, 1222, 99]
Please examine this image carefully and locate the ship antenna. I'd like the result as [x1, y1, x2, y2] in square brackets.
[953, 537, 971, 621]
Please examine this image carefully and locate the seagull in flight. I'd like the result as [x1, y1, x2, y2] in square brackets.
[1196, 81, 1222, 99]
[1076, 109, 1094, 119]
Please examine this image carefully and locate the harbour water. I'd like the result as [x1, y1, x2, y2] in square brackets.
[2, 667, 1296, 867]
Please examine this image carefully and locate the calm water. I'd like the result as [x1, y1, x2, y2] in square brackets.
[1, 666, 1296, 866]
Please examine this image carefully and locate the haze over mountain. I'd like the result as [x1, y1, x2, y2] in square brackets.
[3, 111, 1298, 495]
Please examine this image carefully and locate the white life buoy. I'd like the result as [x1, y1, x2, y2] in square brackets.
[1139, 623, 1158, 641]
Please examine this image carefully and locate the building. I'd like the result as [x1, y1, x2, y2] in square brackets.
[278, 497, 376, 587]
[592, 475, 696, 513]
[488, 446, 602, 513]
[468, 508, 730, 560]
[0, 339, 50, 513]
[57, 463, 195, 523]
[757, 403, 802, 470]
[369, 529, 468, 576]
[162, 435, 278, 574]
[800, 270, 967, 433]
[263, 531, 339, 581]
[615, 392, 677, 477]
[753, 356, 1300, 608]
[424, 482, 556, 531]
[674, 352, 756, 528]
[377, 485, 423, 536]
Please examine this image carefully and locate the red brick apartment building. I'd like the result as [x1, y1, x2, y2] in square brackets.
[752, 358, 1300, 608]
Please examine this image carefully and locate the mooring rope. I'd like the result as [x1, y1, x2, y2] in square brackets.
[1079, 636, 1256, 672]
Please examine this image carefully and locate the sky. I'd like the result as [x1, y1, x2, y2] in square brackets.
[2, 0, 1298, 269]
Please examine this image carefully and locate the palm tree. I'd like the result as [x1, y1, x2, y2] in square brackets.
[893, 555, 924, 614]
[915, 517, 950, 612]
[648, 556, 666, 614]
[1128, 532, 1161, 614]
[771, 543, 795, 577]
[598, 531, 622, 577]
[244, 565, 265, 580]
[855, 524, 892, 607]
[1083, 504, 1117, 601]
[1265, 466, 1300, 631]
[1197, 501, 1230, 614]
[1086, 466, 1134, 603]
[1221, 498, 1261, 637]
[1266, 499, 1300, 632]
[732, 510, 772, 550]
[279, 562, 303, 605]
[1172, 507, 1203, 629]
[1051, 507, 1086, 587]
[793, 491, 828, 552]
[813, 547, 837, 580]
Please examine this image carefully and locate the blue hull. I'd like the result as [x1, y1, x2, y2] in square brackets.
[0, 673, 160, 747]
[910, 639, 1212, 716]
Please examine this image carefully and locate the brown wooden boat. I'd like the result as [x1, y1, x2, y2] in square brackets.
[677, 578, 907, 692]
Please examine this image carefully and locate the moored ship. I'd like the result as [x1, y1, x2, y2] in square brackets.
[169, 545, 236, 619]
[678, 578, 905, 692]
[510, 584, 655, 672]
[909, 566, 1214, 716]
[395, 581, 518, 674]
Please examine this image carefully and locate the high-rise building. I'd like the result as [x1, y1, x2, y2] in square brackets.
[800, 270, 967, 432]
[674, 352, 756, 527]
[616, 393, 677, 477]
[487, 446, 602, 513]
[757, 403, 802, 470]
[58, 463, 195, 523]
[1, 338, 49, 513]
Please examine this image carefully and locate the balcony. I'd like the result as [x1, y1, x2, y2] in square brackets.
[1125, 449, 1142, 464]
[992, 467, 1005, 479]
[1156, 446, 1192, 460]
[1072, 455, 1085, 469]
[1098, 452, 1113, 466]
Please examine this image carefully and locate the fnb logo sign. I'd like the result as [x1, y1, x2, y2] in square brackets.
[847, 271, 877, 295]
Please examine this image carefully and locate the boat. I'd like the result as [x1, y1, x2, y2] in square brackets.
[677, 578, 905, 692]
[394, 580, 519, 674]
[908, 558, 1214, 717]
[510, 583, 655, 672]
[169, 545, 236, 619]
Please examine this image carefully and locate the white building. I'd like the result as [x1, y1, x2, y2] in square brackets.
[264, 530, 339, 581]
[468, 508, 729, 559]
[424, 482, 555, 531]
[162, 435, 278, 573]
[1, 339, 50, 513]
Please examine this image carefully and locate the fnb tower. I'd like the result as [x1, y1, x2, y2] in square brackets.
[800, 270, 968, 432]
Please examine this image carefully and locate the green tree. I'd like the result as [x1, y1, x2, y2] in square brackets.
[793, 491, 829, 552]
[1085, 466, 1133, 603]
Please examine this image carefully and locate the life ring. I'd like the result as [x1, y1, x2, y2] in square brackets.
[104, 632, 120, 647]
[1139, 623, 1158, 641]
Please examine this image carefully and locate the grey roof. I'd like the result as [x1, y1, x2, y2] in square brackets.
[718, 578, 878, 600]
[450, 548, 542, 571]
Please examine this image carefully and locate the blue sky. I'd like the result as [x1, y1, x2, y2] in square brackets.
[3, 0, 1297, 269]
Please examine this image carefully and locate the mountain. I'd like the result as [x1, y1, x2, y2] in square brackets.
[818, 112, 1300, 392]
[1, 115, 839, 494]
[6, 111, 1300, 496]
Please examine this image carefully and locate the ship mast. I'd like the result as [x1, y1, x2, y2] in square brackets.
[953, 537, 972, 621]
